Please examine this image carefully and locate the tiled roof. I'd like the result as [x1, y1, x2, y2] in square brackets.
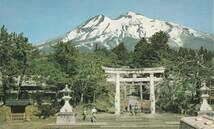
[5, 99, 32, 106]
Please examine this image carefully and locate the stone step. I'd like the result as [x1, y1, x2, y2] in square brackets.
[101, 124, 179, 128]
[45, 123, 179, 129]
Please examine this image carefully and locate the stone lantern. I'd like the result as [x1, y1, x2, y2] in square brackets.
[60, 84, 73, 112]
[198, 81, 212, 115]
[56, 84, 75, 124]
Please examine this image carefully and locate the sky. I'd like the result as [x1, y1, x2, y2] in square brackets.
[0, 0, 213, 44]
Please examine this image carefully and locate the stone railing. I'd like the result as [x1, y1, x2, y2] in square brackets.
[10, 113, 26, 120]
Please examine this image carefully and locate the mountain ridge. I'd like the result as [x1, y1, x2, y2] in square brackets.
[38, 12, 214, 52]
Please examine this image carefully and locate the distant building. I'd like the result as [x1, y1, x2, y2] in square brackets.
[0, 74, 57, 121]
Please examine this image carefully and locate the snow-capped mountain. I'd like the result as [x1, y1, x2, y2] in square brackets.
[39, 12, 214, 51]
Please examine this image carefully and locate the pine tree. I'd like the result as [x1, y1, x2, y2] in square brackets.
[133, 38, 160, 67]
[54, 41, 78, 77]
[112, 42, 129, 65]
[150, 31, 169, 50]
[0, 26, 37, 99]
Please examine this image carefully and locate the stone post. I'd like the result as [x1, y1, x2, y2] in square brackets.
[123, 83, 127, 100]
[150, 73, 155, 114]
[140, 84, 143, 101]
[115, 73, 120, 115]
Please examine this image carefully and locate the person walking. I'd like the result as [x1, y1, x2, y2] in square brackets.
[131, 104, 135, 115]
[141, 102, 144, 113]
[129, 104, 132, 115]
[125, 105, 128, 112]
[134, 103, 138, 115]
[82, 109, 87, 120]
[91, 107, 97, 122]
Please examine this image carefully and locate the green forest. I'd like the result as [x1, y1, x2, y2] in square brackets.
[0, 26, 213, 117]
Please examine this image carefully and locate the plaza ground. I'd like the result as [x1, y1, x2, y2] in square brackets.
[0, 113, 183, 129]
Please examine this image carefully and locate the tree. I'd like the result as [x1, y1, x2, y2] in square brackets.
[13, 33, 37, 99]
[133, 38, 160, 67]
[0, 26, 37, 99]
[72, 53, 111, 104]
[53, 41, 78, 77]
[112, 42, 129, 65]
[150, 31, 169, 50]
[157, 46, 214, 114]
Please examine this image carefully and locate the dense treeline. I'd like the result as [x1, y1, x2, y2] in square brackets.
[0, 26, 213, 117]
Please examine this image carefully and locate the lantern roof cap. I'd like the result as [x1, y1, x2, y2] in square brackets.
[200, 82, 210, 91]
[60, 84, 71, 93]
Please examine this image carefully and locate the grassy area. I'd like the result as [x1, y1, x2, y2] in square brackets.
[0, 113, 183, 129]
[0, 118, 55, 129]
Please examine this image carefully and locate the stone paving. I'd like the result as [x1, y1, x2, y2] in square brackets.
[0, 113, 183, 129]
[46, 113, 182, 129]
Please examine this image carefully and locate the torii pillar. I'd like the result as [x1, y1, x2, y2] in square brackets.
[115, 73, 120, 115]
[150, 73, 155, 114]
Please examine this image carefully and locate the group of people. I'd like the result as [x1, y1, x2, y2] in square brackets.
[125, 103, 139, 115]
[82, 107, 97, 123]
[83, 103, 140, 122]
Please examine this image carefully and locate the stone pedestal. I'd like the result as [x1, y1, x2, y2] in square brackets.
[56, 112, 75, 124]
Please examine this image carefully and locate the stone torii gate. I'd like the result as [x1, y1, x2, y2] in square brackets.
[102, 66, 165, 115]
